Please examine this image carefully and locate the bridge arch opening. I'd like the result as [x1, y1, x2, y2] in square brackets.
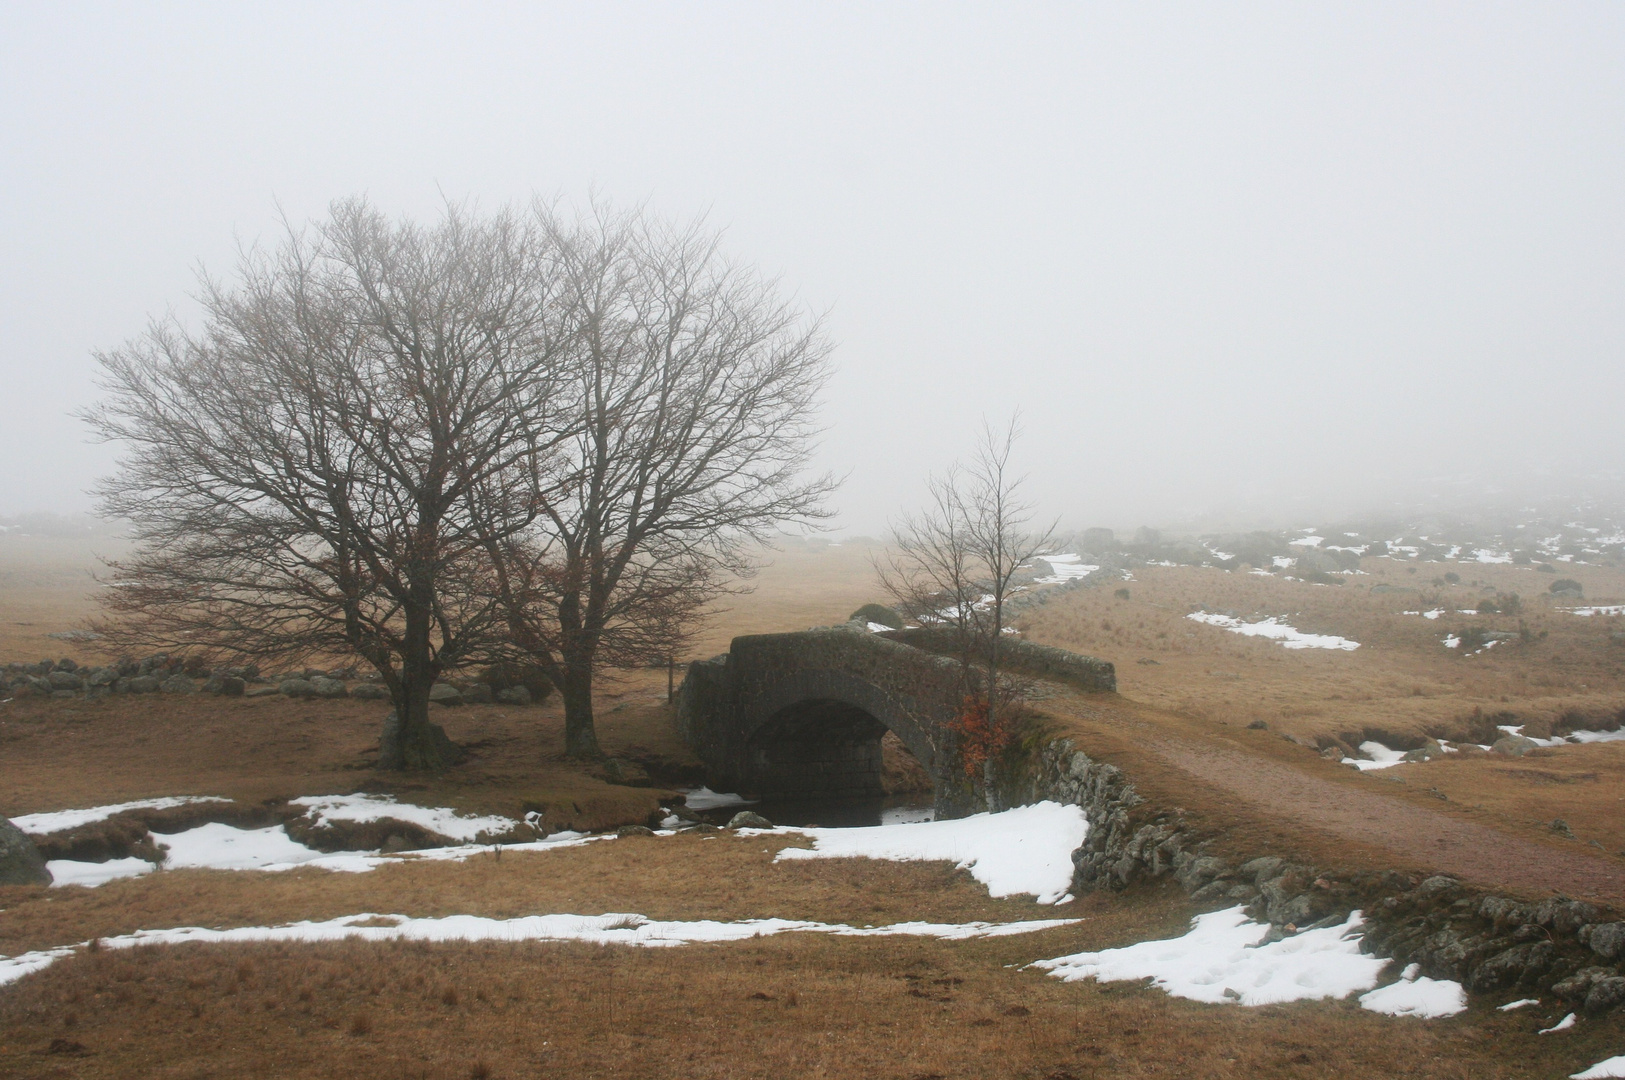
[741, 696, 936, 825]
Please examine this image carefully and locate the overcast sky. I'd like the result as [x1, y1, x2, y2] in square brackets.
[3, 3, 1622, 534]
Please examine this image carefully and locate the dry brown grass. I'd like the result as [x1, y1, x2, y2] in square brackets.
[0, 532, 122, 666]
[1, 891, 1618, 1080]
[0, 685, 696, 834]
[1019, 559, 1625, 745]
[1014, 559, 1625, 891]
[7, 537, 1625, 1076]
[0, 829, 1059, 957]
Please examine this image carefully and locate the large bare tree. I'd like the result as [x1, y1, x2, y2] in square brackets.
[484, 203, 835, 758]
[86, 199, 572, 769]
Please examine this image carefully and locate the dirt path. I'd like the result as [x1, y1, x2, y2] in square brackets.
[1057, 695, 1625, 904]
[1140, 732, 1625, 904]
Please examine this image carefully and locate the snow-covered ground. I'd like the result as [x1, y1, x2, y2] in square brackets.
[12, 796, 229, 835]
[0, 911, 1078, 988]
[1343, 724, 1625, 772]
[41, 819, 605, 888]
[1358, 963, 1467, 1018]
[769, 801, 1086, 905]
[44, 856, 156, 888]
[1401, 609, 1446, 620]
[289, 793, 518, 842]
[1566, 605, 1625, 617]
[1185, 612, 1360, 651]
[1575, 1056, 1625, 1079]
[1347, 741, 1409, 771]
[1033, 907, 1465, 1017]
[681, 787, 757, 811]
[1030, 553, 1099, 584]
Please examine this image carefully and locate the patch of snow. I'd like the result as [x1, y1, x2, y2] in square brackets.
[1349, 741, 1407, 771]
[771, 801, 1086, 904]
[0, 912, 1079, 988]
[866, 621, 894, 633]
[0, 946, 75, 987]
[1498, 998, 1539, 1011]
[40, 824, 610, 887]
[46, 857, 155, 888]
[1273, 555, 1296, 569]
[1033, 907, 1385, 1007]
[1186, 612, 1359, 651]
[289, 794, 518, 842]
[1401, 609, 1446, 620]
[1567, 728, 1625, 745]
[1567, 605, 1625, 617]
[879, 806, 935, 825]
[1031, 553, 1098, 584]
[1473, 550, 1513, 564]
[1289, 535, 1324, 548]
[1443, 635, 1461, 649]
[12, 796, 231, 835]
[1574, 1055, 1625, 1079]
[682, 787, 757, 811]
[1358, 967, 1468, 1018]
[1541, 1013, 1578, 1034]
[156, 822, 364, 872]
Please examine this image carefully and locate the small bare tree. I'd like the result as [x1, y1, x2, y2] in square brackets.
[876, 417, 1054, 785]
[874, 466, 982, 692]
[963, 418, 1055, 727]
[484, 202, 836, 758]
[86, 199, 573, 770]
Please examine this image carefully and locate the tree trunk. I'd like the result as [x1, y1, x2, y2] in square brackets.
[377, 607, 463, 770]
[559, 652, 602, 759]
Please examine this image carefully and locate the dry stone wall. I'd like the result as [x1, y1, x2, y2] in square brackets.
[0, 655, 540, 706]
[1018, 736, 1625, 1013]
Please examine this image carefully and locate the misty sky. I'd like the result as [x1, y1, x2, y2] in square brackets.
[3, 4, 1622, 534]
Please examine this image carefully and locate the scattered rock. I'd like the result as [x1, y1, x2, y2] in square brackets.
[727, 810, 774, 830]
[1247, 719, 1268, 730]
[0, 816, 52, 886]
[126, 675, 161, 694]
[1585, 977, 1625, 1014]
[46, 670, 83, 691]
[350, 682, 390, 701]
[495, 686, 532, 706]
[244, 685, 282, 698]
[278, 678, 318, 699]
[1581, 922, 1625, 961]
[597, 758, 652, 787]
[159, 674, 196, 694]
[309, 676, 348, 699]
[616, 825, 656, 838]
[428, 683, 463, 706]
[459, 682, 493, 705]
[1490, 734, 1541, 758]
[1401, 740, 1447, 763]
[849, 603, 905, 630]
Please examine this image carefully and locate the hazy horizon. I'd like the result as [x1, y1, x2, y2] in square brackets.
[4, 4, 1622, 534]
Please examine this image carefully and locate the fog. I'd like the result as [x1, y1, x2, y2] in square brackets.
[3, 4, 1622, 534]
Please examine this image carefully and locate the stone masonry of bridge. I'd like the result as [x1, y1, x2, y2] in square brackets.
[676, 625, 1115, 814]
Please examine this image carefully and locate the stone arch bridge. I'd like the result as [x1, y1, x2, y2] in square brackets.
[676, 626, 1115, 812]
